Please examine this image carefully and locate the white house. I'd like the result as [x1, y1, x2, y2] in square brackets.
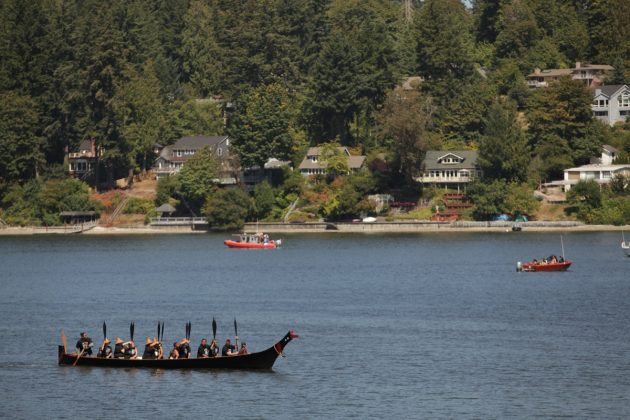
[415, 150, 481, 192]
[590, 144, 620, 165]
[592, 85, 630, 126]
[562, 163, 630, 191]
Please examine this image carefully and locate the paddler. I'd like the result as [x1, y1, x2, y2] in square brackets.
[114, 337, 125, 358]
[143, 337, 157, 359]
[97, 338, 113, 358]
[197, 338, 212, 358]
[178, 338, 191, 359]
[153, 337, 164, 359]
[75, 332, 94, 356]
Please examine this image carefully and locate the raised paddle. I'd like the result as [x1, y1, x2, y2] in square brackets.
[234, 318, 239, 351]
[212, 317, 217, 340]
[130, 322, 135, 342]
[61, 329, 67, 354]
[161, 322, 164, 342]
[103, 321, 107, 341]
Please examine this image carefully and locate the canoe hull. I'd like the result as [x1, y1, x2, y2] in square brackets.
[521, 261, 572, 272]
[58, 331, 296, 370]
[224, 240, 277, 249]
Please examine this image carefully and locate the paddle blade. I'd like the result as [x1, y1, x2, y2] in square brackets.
[212, 317, 217, 339]
[103, 321, 107, 340]
[130, 322, 135, 342]
[61, 329, 67, 353]
[161, 322, 165, 342]
[234, 318, 238, 337]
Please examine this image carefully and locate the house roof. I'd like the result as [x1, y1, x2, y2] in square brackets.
[527, 69, 571, 78]
[422, 150, 479, 171]
[77, 139, 94, 152]
[564, 164, 630, 172]
[574, 64, 614, 71]
[603, 144, 619, 154]
[172, 135, 228, 149]
[156, 203, 176, 213]
[299, 147, 366, 170]
[594, 85, 629, 98]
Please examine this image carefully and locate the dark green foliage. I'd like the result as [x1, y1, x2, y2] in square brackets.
[478, 100, 530, 182]
[567, 180, 602, 209]
[253, 181, 275, 219]
[0, 92, 45, 181]
[415, 0, 475, 99]
[204, 187, 253, 230]
[155, 175, 181, 206]
[229, 84, 294, 168]
[178, 147, 220, 213]
[467, 180, 510, 220]
[1, 178, 101, 226]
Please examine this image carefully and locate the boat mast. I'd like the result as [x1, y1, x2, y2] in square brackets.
[560, 236, 565, 259]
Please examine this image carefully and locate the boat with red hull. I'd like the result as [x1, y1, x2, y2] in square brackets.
[58, 330, 297, 370]
[224, 232, 281, 249]
[518, 260, 572, 272]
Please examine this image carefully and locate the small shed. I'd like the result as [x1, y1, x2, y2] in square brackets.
[156, 203, 176, 217]
[59, 211, 99, 225]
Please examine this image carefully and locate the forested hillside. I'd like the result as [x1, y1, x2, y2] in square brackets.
[1, 0, 629, 226]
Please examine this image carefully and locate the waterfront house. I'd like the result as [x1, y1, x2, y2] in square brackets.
[561, 163, 630, 191]
[153, 135, 235, 184]
[415, 150, 481, 192]
[298, 147, 366, 177]
[592, 85, 630, 126]
[242, 158, 292, 191]
[68, 139, 100, 178]
[526, 62, 613, 89]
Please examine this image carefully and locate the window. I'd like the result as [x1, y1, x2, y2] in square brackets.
[618, 92, 630, 107]
[176, 150, 182, 157]
[217, 147, 222, 156]
[620, 110, 630, 116]
[594, 111, 608, 117]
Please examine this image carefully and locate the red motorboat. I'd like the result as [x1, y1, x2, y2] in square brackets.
[518, 259, 572, 272]
[224, 232, 281, 249]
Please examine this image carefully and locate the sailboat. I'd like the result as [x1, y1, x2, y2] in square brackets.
[622, 231, 630, 257]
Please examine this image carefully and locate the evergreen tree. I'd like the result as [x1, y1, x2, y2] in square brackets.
[415, 0, 475, 100]
[229, 83, 295, 168]
[0, 93, 45, 181]
[478, 100, 530, 182]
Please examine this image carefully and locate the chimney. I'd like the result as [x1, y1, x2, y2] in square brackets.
[575, 61, 581, 69]
[534, 68, 541, 75]
[595, 89, 601, 96]
[91, 138, 96, 157]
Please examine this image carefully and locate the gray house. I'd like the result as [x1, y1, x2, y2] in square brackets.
[153, 135, 234, 182]
[592, 84, 630, 126]
[415, 150, 481, 192]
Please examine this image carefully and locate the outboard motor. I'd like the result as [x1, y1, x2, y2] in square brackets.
[516, 261, 522, 272]
[275, 239, 282, 247]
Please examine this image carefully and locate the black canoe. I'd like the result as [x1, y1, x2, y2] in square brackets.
[58, 330, 298, 370]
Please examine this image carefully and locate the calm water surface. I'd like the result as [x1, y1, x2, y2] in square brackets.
[0, 232, 629, 419]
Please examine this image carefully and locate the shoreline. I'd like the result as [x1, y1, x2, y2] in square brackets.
[0, 222, 628, 236]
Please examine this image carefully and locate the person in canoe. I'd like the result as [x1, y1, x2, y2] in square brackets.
[153, 337, 164, 359]
[210, 339, 219, 357]
[222, 338, 237, 356]
[123, 340, 138, 359]
[197, 338, 213, 358]
[114, 337, 125, 358]
[178, 338, 191, 359]
[97, 338, 113, 358]
[238, 342, 249, 355]
[168, 342, 180, 359]
[75, 332, 94, 356]
[143, 338, 160, 359]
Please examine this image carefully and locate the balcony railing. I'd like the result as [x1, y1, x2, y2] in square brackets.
[416, 176, 475, 183]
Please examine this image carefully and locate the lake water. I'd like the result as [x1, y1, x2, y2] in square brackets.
[0, 232, 629, 419]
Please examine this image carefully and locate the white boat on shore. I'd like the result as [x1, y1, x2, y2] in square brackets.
[622, 231, 630, 257]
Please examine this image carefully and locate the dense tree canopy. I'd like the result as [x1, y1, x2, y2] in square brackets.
[1, 0, 629, 225]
